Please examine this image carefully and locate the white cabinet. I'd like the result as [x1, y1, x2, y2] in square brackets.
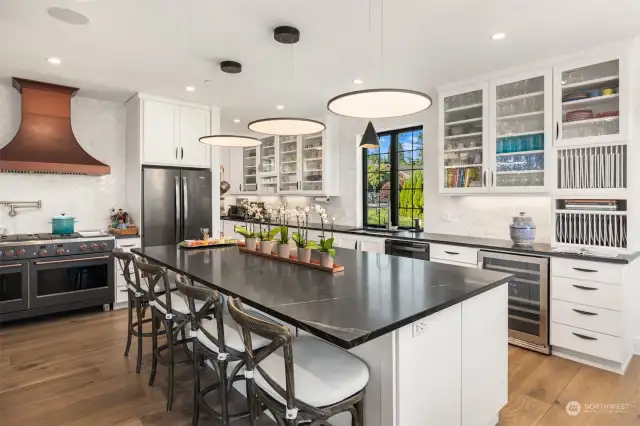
[335, 234, 359, 250]
[113, 238, 141, 309]
[359, 237, 385, 253]
[242, 146, 259, 193]
[138, 96, 212, 168]
[227, 148, 244, 194]
[553, 51, 629, 147]
[279, 135, 301, 193]
[142, 100, 178, 165]
[179, 106, 211, 168]
[332, 232, 385, 253]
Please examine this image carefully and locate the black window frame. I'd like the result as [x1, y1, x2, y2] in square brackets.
[362, 125, 424, 229]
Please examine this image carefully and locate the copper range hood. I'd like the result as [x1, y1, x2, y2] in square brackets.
[0, 78, 110, 175]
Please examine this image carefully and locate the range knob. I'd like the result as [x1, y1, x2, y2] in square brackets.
[56, 248, 66, 255]
[5, 249, 15, 258]
[100, 242, 109, 250]
[39, 249, 48, 257]
[80, 244, 89, 252]
[91, 243, 99, 251]
[16, 248, 26, 256]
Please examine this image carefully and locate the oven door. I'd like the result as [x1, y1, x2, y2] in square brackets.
[29, 253, 114, 309]
[0, 260, 29, 314]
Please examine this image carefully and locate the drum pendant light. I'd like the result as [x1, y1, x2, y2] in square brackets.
[327, 0, 432, 119]
[199, 135, 261, 147]
[359, 121, 380, 148]
[248, 26, 325, 136]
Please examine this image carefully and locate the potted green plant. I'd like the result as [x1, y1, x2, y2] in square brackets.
[314, 204, 337, 268]
[275, 204, 292, 258]
[256, 209, 280, 254]
[235, 201, 258, 250]
[292, 205, 317, 262]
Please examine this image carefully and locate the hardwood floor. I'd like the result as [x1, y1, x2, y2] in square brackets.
[1, 308, 639, 425]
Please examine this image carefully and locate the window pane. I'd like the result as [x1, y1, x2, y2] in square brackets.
[379, 135, 391, 154]
[367, 154, 381, 170]
[380, 153, 391, 171]
[366, 172, 380, 191]
[367, 208, 381, 225]
[398, 210, 413, 227]
[398, 150, 413, 170]
[398, 131, 413, 151]
[413, 130, 424, 152]
[367, 191, 380, 207]
[377, 172, 391, 190]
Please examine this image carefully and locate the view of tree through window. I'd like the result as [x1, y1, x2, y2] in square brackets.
[364, 126, 424, 228]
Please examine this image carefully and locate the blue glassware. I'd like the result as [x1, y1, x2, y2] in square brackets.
[537, 134, 545, 150]
[497, 139, 504, 154]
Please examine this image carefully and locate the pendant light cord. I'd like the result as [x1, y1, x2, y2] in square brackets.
[380, 0, 384, 83]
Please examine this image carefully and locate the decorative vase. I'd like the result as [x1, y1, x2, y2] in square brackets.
[297, 247, 311, 263]
[245, 237, 257, 251]
[259, 241, 272, 254]
[278, 243, 291, 259]
[320, 252, 334, 268]
[509, 212, 536, 246]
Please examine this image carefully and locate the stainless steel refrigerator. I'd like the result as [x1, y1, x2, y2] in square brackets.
[142, 166, 212, 247]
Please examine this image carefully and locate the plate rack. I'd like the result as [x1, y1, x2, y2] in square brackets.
[554, 199, 627, 248]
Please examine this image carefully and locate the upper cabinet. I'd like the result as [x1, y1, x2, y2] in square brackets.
[301, 133, 324, 192]
[439, 82, 490, 194]
[259, 136, 277, 194]
[242, 146, 259, 193]
[279, 135, 300, 193]
[135, 95, 213, 168]
[553, 52, 628, 147]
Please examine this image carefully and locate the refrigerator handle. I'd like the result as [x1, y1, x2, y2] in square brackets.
[174, 175, 181, 243]
[183, 176, 188, 239]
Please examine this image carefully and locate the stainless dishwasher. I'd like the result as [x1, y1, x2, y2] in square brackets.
[478, 250, 550, 354]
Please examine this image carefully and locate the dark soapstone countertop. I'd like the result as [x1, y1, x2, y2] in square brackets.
[133, 245, 511, 349]
[222, 218, 639, 264]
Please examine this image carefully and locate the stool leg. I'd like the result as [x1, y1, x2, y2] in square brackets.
[124, 294, 133, 357]
[148, 309, 158, 387]
[246, 376, 258, 426]
[135, 298, 144, 375]
[166, 317, 175, 412]
[180, 325, 192, 361]
[192, 346, 201, 426]
[352, 399, 364, 426]
[218, 360, 229, 426]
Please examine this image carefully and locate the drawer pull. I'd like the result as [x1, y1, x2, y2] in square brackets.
[572, 308, 598, 316]
[119, 244, 136, 248]
[572, 332, 597, 341]
[444, 251, 460, 255]
[573, 267, 598, 273]
[572, 284, 597, 291]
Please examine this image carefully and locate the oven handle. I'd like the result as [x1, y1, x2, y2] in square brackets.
[0, 263, 22, 269]
[34, 256, 110, 265]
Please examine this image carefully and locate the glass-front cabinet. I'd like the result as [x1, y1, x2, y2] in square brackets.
[439, 83, 489, 194]
[489, 70, 551, 193]
[279, 135, 300, 192]
[554, 53, 627, 147]
[301, 133, 323, 192]
[259, 136, 277, 194]
[242, 146, 258, 192]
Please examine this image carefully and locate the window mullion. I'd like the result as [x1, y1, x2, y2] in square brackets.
[390, 132, 398, 227]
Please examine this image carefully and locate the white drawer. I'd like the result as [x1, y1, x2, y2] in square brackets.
[551, 299, 623, 337]
[551, 258, 623, 285]
[551, 276, 622, 311]
[115, 238, 141, 252]
[116, 271, 128, 289]
[430, 243, 477, 265]
[115, 286, 129, 304]
[431, 258, 477, 269]
[551, 322, 625, 363]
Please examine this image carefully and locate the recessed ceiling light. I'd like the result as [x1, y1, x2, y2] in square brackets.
[276, 105, 284, 110]
[46, 57, 61, 65]
[353, 79, 364, 85]
[48, 7, 90, 26]
[233, 118, 241, 123]
[491, 32, 506, 40]
[185, 86, 195, 92]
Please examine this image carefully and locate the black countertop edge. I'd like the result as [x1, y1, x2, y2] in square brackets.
[132, 247, 511, 349]
[222, 218, 639, 264]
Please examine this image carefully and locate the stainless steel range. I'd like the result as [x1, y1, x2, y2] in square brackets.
[0, 232, 115, 322]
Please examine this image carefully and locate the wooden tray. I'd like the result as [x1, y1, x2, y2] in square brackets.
[179, 240, 239, 250]
[109, 226, 138, 236]
[238, 245, 344, 273]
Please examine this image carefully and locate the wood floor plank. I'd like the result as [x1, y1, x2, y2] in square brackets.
[511, 355, 581, 405]
[498, 393, 551, 426]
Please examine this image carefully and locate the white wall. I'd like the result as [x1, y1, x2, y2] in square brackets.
[0, 84, 126, 234]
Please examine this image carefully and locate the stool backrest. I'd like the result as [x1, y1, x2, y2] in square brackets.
[227, 297, 296, 410]
[111, 249, 141, 292]
[135, 257, 172, 313]
[174, 275, 230, 353]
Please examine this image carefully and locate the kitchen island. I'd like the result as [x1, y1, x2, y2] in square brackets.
[133, 245, 511, 426]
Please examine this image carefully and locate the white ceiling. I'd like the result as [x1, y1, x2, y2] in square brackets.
[1, 0, 639, 132]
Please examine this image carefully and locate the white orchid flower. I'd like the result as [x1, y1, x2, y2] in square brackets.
[331, 216, 336, 223]
[304, 205, 311, 214]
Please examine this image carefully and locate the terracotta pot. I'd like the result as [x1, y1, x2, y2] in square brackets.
[320, 252, 334, 268]
[259, 241, 272, 254]
[245, 237, 257, 251]
[297, 247, 311, 263]
[277, 243, 291, 259]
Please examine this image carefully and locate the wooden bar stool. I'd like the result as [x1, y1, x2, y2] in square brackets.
[227, 297, 369, 426]
[175, 275, 276, 426]
[136, 257, 196, 412]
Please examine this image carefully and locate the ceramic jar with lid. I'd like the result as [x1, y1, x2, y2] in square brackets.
[509, 212, 536, 245]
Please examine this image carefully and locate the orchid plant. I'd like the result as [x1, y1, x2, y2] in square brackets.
[292, 205, 317, 249]
[314, 204, 336, 258]
[255, 206, 281, 241]
[275, 203, 292, 245]
[234, 200, 259, 239]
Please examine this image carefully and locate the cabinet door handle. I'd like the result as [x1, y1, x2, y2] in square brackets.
[572, 308, 598, 316]
[181, 147, 184, 160]
[482, 170, 487, 187]
[572, 332, 597, 341]
[444, 251, 460, 255]
[491, 171, 494, 187]
[573, 267, 598, 273]
[297, 181, 299, 190]
[175, 147, 178, 159]
[556, 122, 559, 140]
[572, 284, 597, 291]
[240, 184, 242, 191]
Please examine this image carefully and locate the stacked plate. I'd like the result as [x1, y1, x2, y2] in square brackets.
[566, 109, 593, 122]
[596, 110, 619, 118]
[563, 92, 588, 103]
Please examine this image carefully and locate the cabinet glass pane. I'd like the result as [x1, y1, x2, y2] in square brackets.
[494, 76, 545, 188]
[279, 135, 299, 192]
[561, 59, 620, 140]
[259, 137, 277, 193]
[243, 147, 258, 192]
[443, 89, 483, 188]
[301, 133, 323, 191]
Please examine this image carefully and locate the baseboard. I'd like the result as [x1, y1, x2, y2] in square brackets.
[634, 337, 640, 356]
[552, 347, 630, 375]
